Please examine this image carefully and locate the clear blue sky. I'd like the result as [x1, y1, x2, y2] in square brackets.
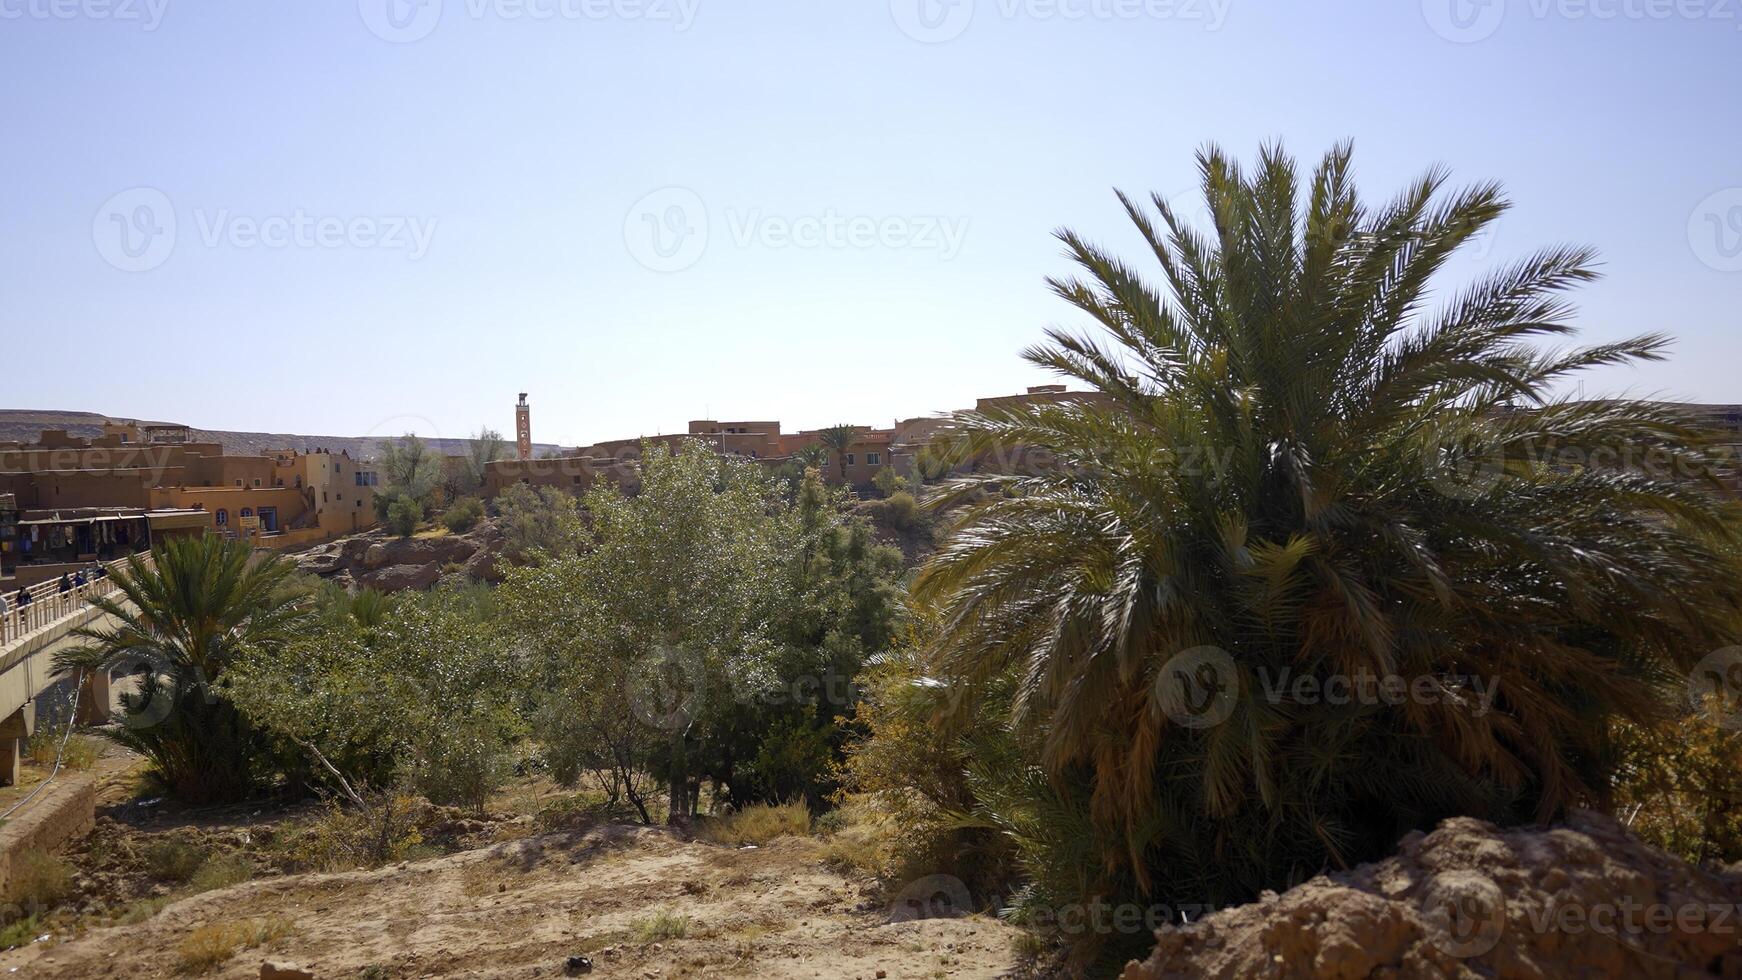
[3, 0, 1738, 448]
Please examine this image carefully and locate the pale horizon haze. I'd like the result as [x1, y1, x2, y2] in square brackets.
[3, 0, 1739, 447]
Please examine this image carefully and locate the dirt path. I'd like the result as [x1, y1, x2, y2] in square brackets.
[1, 825, 1021, 979]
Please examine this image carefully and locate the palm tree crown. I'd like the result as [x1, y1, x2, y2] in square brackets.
[915, 143, 1742, 902]
[56, 534, 310, 801]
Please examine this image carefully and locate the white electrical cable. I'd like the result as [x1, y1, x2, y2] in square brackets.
[0, 669, 85, 824]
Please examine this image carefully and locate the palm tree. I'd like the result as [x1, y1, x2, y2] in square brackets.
[914, 143, 1742, 922]
[55, 534, 311, 802]
[815, 425, 858, 484]
[795, 443, 831, 473]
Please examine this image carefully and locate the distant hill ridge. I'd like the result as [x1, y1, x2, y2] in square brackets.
[0, 410, 569, 461]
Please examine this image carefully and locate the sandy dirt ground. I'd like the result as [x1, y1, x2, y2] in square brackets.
[0, 824, 1022, 979]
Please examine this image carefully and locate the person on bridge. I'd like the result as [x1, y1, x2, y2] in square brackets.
[13, 587, 29, 607]
[73, 571, 87, 588]
[58, 574, 72, 593]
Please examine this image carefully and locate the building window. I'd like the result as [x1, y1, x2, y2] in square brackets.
[253, 478, 261, 487]
[215, 509, 228, 526]
[845, 454, 856, 465]
[234, 480, 242, 487]
[241, 508, 253, 518]
[867, 452, 881, 465]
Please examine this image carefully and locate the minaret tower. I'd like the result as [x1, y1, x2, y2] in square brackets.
[515, 393, 532, 460]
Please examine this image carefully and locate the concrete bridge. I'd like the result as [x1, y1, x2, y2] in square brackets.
[0, 555, 144, 784]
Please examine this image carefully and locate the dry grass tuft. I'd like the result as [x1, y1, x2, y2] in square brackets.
[701, 802, 811, 847]
[630, 909, 690, 942]
[175, 917, 295, 974]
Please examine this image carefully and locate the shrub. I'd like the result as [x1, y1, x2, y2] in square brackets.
[441, 496, 485, 534]
[143, 838, 209, 883]
[26, 729, 100, 771]
[274, 794, 426, 872]
[4, 852, 71, 908]
[1613, 697, 1742, 865]
[185, 853, 255, 894]
[872, 466, 909, 497]
[701, 801, 811, 847]
[385, 495, 423, 538]
[865, 491, 922, 534]
[0, 915, 42, 952]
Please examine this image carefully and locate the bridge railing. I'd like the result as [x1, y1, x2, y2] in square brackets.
[0, 553, 153, 648]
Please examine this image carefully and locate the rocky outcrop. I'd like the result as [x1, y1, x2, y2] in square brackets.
[1119, 811, 1742, 979]
[358, 563, 443, 592]
[294, 521, 506, 592]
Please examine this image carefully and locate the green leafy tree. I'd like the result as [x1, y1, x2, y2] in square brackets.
[501, 441, 793, 823]
[53, 536, 312, 802]
[912, 143, 1742, 960]
[230, 589, 520, 813]
[446, 428, 509, 499]
[385, 495, 422, 538]
[375, 433, 443, 518]
[493, 483, 584, 562]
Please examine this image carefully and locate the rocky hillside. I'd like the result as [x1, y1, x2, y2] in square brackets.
[0, 409, 569, 459]
[295, 521, 506, 591]
[1119, 810, 1742, 979]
